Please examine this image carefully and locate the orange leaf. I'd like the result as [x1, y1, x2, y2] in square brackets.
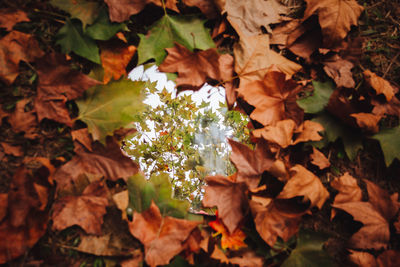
[209, 216, 247, 250]
[101, 44, 136, 84]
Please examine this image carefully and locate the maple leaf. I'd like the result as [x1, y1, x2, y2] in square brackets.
[52, 181, 109, 235]
[224, 0, 288, 36]
[76, 78, 147, 143]
[138, 14, 215, 65]
[323, 54, 355, 88]
[237, 71, 304, 126]
[330, 172, 362, 218]
[35, 53, 100, 126]
[310, 147, 330, 170]
[350, 112, 382, 133]
[128, 201, 200, 267]
[85, 9, 126, 41]
[372, 126, 400, 166]
[0, 31, 44, 84]
[8, 99, 39, 139]
[364, 70, 397, 102]
[203, 175, 248, 234]
[105, 0, 179, 23]
[101, 43, 136, 84]
[233, 34, 301, 87]
[250, 198, 301, 246]
[0, 167, 50, 264]
[159, 43, 220, 90]
[0, 9, 30, 31]
[50, 0, 100, 28]
[303, 0, 364, 47]
[228, 139, 274, 189]
[209, 216, 247, 250]
[278, 165, 329, 209]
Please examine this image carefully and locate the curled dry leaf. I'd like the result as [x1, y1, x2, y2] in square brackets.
[278, 165, 329, 209]
[0, 31, 44, 84]
[35, 53, 100, 126]
[0, 9, 30, 31]
[101, 44, 136, 84]
[364, 70, 397, 102]
[350, 112, 381, 133]
[237, 71, 303, 126]
[303, 0, 364, 47]
[129, 201, 200, 267]
[203, 175, 248, 233]
[8, 99, 39, 139]
[310, 147, 330, 170]
[52, 181, 109, 235]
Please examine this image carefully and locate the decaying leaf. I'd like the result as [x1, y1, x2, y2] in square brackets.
[0, 9, 30, 31]
[202, 175, 248, 233]
[209, 215, 247, 250]
[310, 147, 330, 169]
[129, 201, 200, 267]
[101, 44, 136, 84]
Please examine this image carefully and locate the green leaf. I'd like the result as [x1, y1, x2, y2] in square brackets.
[297, 81, 335, 114]
[76, 78, 149, 143]
[56, 19, 100, 63]
[127, 173, 190, 218]
[50, 0, 100, 28]
[137, 15, 215, 65]
[372, 126, 400, 166]
[312, 112, 363, 160]
[281, 229, 334, 267]
[85, 9, 125, 41]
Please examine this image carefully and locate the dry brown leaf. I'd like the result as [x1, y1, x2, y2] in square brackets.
[228, 251, 264, 267]
[202, 175, 248, 233]
[101, 44, 136, 84]
[120, 252, 144, 267]
[371, 95, 400, 117]
[278, 165, 329, 209]
[348, 250, 377, 267]
[105, 0, 179, 22]
[0, 142, 23, 157]
[377, 250, 400, 267]
[35, 53, 100, 126]
[293, 120, 324, 144]
[0, 9, 30, 31]
[8, 99, 39, 139]
[233, 34, 301, 87]
[113, 190, 129, 220]
[364, 70, 397, 102]
[330, 173, 362, 218]
[252, 119, 296, 148]
[225, 0, 288, 36]
[229, 139, 274, 189]
[52, 181, 109, 235]
[310, 147, 330, 169]
[323, 55, 355, 88]
[71, 128, 93, 152]
[364, 179, 399, 221]
[303, 0, 364, 47]
[129, 201, 200, 267]
[350, 113, 382, 133]
[218, 53, 236, 108]
[237, 71, 303, 126]
[182, 0, 219, 18]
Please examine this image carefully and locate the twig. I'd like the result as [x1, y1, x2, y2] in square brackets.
[382, 52, 400, 78]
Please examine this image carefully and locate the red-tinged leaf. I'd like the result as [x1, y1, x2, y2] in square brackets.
[0, 142, 23, 157]
[209, 216, 247, 250]
[71, 128, 93, 152]
[101, 44, 136, 84]
[0, 31, 44, 84]
[202, 175, 248, 233]
[237, 71, 304, 126]
[35, 53, 100, 126]
[0, 9, 30, 31]
[8, 99, 39, 139]
[128, 201, 200, 267]
[278, 165, 329, 209]
[52, 181, 108, 235]
[310, 147, 330, 169]
[364, 70, 397, 102]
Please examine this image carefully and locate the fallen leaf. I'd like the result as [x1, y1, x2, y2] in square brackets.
[237, 71, 303, 126]
[297, 80, 335, 114]
[105, 0, 179, 23]
[293, 120, 324, 144]
[50, 0, 100, 28]
[278, 165, 329, 209]
[137, 15, 215, 65]
[0, 142, 23, 157]
[218, 54, 236, 107]
[233, 34, 301, 87]
[371, 95, 400, 118]
[377, 250, 400, 267]
[209, 215, 247, 250]
[0, 9, 30, 31]
[364, 179, 399, 221]
[52, 181, 109, 234]
[348, 250, 377, 267]
[303, 0, 364, 47]
[113, 190, 129, 220]
[71, 128, 93, 152]
[35, 53, 100, 126]
[228, 139, 274, 189]
[101, 44, 136, 84]
[85, 9, 125, 41]
[159, 43, 220, 91]
[323, 55, 355, 88]
[372, 126, 400, 166]
[202, 175, 248, 233]
[182, 0, 219, 18]
[364, 70, 397, 102]
[228, 251, 264, 267]
[225, 0, 288, 36]
[330, 173, 362, 218]
[0, 31, 44, 84]
[310, 147, 330, 169]
[8, 99, 39, 139]
[252, 119, 297, 148]
[350, 113, 381, 133]
[129, 201, 200, 267]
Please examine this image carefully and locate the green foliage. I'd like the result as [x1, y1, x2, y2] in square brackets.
[297, 81, 335, 114]
[76, 78, 151, 143]
[85, 9, 125, 41]
[56, 19, 100, 63]
[137, 15, 215, 65]
[372, 125, 400, 166]
[127, 173, 190, 218]
[50, 0, 100, 28]
[281, 229, 334, 267]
